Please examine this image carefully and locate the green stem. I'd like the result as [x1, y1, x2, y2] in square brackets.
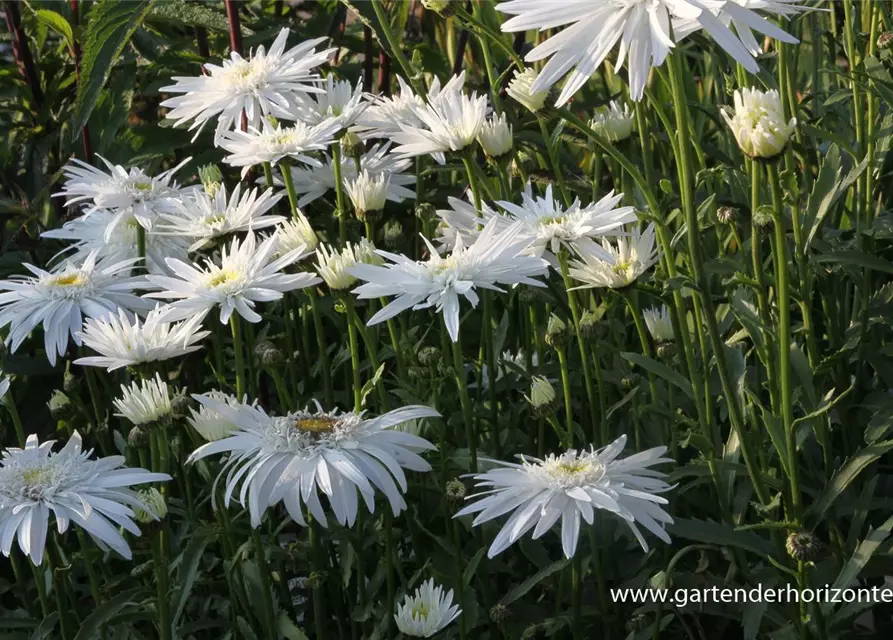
[451, 333, 477, 471]
[3, 392, 26, 446]
[251, 528, 277, 638]
[536, 115, 571, 206]
[281, 162, 301, 219]
[229, 315, 246, 399]
[309, 291, 335, 406]
[332, 142, 348, 244]
[345, 296, 364, 412]
[310, 521, 328, 640]
[137, 224, 147, 262]
[571, 555, 582, 640]
[46, 544, 75, 640]
[556, 347, 574, 449]
[153, 528, 172, 640]
[370, 1, 424, 95]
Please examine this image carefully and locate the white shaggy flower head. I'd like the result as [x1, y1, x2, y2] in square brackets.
[394, 579, 462, 638]
[456, 435, 674, 558]
[145, 232, 321, 325]
[113, 373, 172, 426]
[158, 184, 284, 252]
[478, 113, 513, 158]
[590, 101, 635, 142]
[74, 305, 210, 371]
[160, 29, 335, 141]
[721, 87, 796, 159]
[0, 252, 151, 366]
[56, 156, 191, 227]
[293, 75, 368, 130]
[42, 209, 190, 276]
[218, 119, 341, 178]
[496, 183, 638, 261]
[187, 399, 440, 528]
[506, 67, 549, 113]
[0, 432, 169, 565]
[391, 74, 489, 161]
[353, 76, 428, 140]
[315, 239, 383, 290]
[497, 0, 800, 104]
[188, 391, 254, 442]
[282, 142, 415, 208]
[568, 224, 660, 290]
[643, 306, 674, 342]
[434, 193, 498, 251]
[276, 211, 319, 256]
[349, 219, 549, 342]
[345, 170, 390, 215]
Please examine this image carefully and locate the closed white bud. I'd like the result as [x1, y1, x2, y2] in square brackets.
[315, 239, 382, 290]
[345, 170, 390, 216]
[507, 68, 549, 113]
[133, 487, 167, 523]
[478, 113, 513, 158]
[722, 88, 796, 160]
[642, 306, 674, 343]
[589, 101, 634, 142]
[526, 375, 556, 411]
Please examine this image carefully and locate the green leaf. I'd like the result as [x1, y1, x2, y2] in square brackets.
[667, 518, 776, 558]
[620, 352, 694, 400]
[808, 440, 893, 523]
[148, 0, 241, 33]
[277, 614, 310, 640]
[360, 363, 386, 405]
[73, 588, 148, 640]
[499, 559, 569, 606]
[172, 529, 214, 629]
[73, 0, 158, 140]
[811, 250, 893, 276]
[29, 612, 58, 640]
[824, 514, 893, 618]
[462, 547, 486, 588]
[33, 10, 73, 49]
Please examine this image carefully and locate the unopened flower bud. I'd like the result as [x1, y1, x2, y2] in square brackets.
[48, 390, 77, 422]
[341, 132, 365, 157]
[544, 314, 570, 350]
[417, 346, 442, 367]
[131, 561, 154, 579]
[656, 341, 677, 360]
[786, 532, 821, 562]
[407, 366, 429, 379]
[415, 203, 435, 221]
[346, 170, 389, 221]
[579, 309, 600, 340]
[133, 487, 167, 524]
[526, 376, 557, 418]
[590, 101, 634, 143]
[63, 369, 80, 394]
[445, 479, 466, 505]
[128, 426, 150, 448]
[878, 32, 893, 50]
[478, 113, 513, 159]
[255, 341, 284, 367]
[722, 88, 795, 160]
[717, 206, 737, 224]
[518, 286, 539, 303]
[507, 68, 549, 113]
[622, 374, 640, 390]
[199, 164, 223, 197]
[752, 205, 774, 229]
[170, 392, 191, 419]
[490, 604, 511, 623]
[421, 0, 456, 17]
[626, 613, 650, 633]
[383, 219, 403, 248]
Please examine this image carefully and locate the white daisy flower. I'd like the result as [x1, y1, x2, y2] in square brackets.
[344, 170, 390, 216]
[0, 431, 169, 565]
[0, 252, 152, 366]
[55, 156, 192, 226]
[478, 113, 513, 158]
[590, 100, 635, 142]
[506, 67, 550, 113]
[188, 390, 254, 442]
[495, 183, 638, 261]
[160, 29, 335, 141]
[187, 399, 440, 528]
[74, 305, 210, 372]
[113, 373, 172, 426]
[293, 75, 368, 130]
[456, 435, 674, 558]
[567, 224, 660, 290]
[496, 0, 799, 103]
[218, 119, 341, 178]
[145, 232, 320, 325]
[390, 73, 489, 162]
[315, 239, 383, 291]
[434, 193, 498, 251]
[282, 142, 415, 208]
[721, 87, 796, 159]
[643, 306, 675, 342]
[42, 209, 190, 276]
[158, 184, 285, 252]
[276, 212, 319, 255]
[394, 579, 462, 638]
[349, 219, 549, 342]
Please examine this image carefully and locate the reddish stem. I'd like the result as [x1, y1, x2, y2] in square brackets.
[363, 26, 374, 93]
[4, 0, 43, 107]
[225, 0, 244, 56]
[378, 50, 391, 96]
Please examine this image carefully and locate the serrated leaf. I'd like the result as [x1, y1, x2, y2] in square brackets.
[73, 0, 158, 139]
[824, 514, 893, 618]
[499, 559, 568, 606]
[73, 588, 148, 640]
[172, 529, 214, 629]
[808, 440, 893, 523]
[33, 10, 73, 49]
[148, 0, 242, 33]
[621, 352, 694, 400]
[811, 250, 893, 276]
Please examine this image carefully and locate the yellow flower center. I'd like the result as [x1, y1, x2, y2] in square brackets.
[556, 460, 588, 475]
[611, 261, 631, 275]
[21, 468, 48, 485]
[132, 181, 153, 192]
[294, 416, 339, 434]
[410, 603, 430, 620]
[47, 273, 85, 287]
[539, 215, 566, 226]
[207, 269, 239, 288]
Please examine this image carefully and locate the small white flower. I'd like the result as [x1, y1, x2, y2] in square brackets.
[390, 73, 489, 161]
[276, 211, 319, 255]
[145, 232, 321, 325]
[0, 431, 169, 565]
[643, 306, 675, 343]
[56, 156, 192, 226]
[158, 184, 284, 252]
[456, 435, 674, 558]
[74, 305, 210, 372]
[114, 373, 172, 426]
[218, 119, 341, 178]
[721, 87, 796, 159]
[188, 390, 254, 442]
[353, 76, 428, 140]
[506, 67, 549, 113]
[0, 252, 151, 365]
[161, 29, 334, 141]
[282, 142, 415, 208]
[568, 224, 660, 290]
[478, 113, 513, 158]
[345, 170, 390, 215]
[187, 399, 440, 528]
[315, 239, 383, 290]
[349, 219, 549, 342]
[394, 579, 462, 638]
[293, 75, 368, 130]
[590, 101, 635, 142]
